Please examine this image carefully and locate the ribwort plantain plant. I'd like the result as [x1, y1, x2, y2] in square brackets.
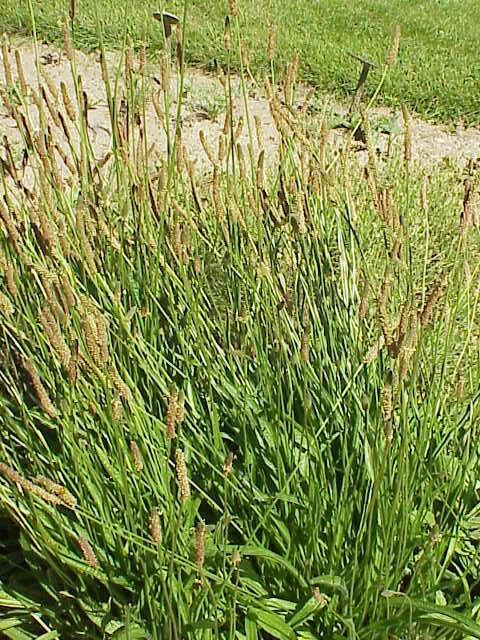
[0, 1, 479, 639]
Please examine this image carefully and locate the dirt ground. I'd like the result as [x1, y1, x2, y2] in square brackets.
[1, 40, 480, 172]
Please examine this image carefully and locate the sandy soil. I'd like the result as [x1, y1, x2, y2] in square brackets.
[1, 40, 480, 172]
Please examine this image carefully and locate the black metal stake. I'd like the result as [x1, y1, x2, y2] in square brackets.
[348, 52, 377, 116]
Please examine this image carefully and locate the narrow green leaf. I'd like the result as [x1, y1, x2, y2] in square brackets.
[364, 438, 375, 482]
[185, 621, 216, 631]
[247, 608, 296, 640]
[245, 618, 258, 640]
[111, 623, 150, 639]
[288, 597, 323, 628]
[0, 619, 22, 632]
[384, 596, 480, 638]
[3, 628, 33, 640]
[239, 545, 308, 588]
[36, 632, 60, 640]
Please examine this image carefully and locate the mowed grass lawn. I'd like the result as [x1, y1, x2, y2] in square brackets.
[0, 0, 479, 125]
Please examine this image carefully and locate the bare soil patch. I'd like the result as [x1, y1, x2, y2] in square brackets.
[1, 40, 480, 172]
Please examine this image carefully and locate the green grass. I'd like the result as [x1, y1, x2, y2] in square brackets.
[1, 0, 480, 125]
[1, 2, 480, 638]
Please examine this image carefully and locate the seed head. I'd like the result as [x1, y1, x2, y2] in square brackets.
[401, 104, 412, 163]
[62, 17, 73, 61]
[39, 306, 70, 369]
[175, 24, 183, 69]
[398, 311, 418, 382]
[21, 357, 57, 419]
[386, 24, 401, 67]
[15, 50, 27, 97]
[175, 127, 184, 174]
[129, 440, 143, 472]
[237, 143, 247, 181]
[5, 262, 16, 296]
[312, 587, 327, 607]
[228, 0, 238, 18]
[139, 42, 146, 77]
[234, 116, 244, 144]
[78, 536, 98, 568]
[267, 22, 275, 61]
[68, 339, 79, 387]
[111, 395, 123, 421]
[166, 386, 178, 440]
[300, 329, 310, 363]
[1, 38, 12, 87]
[240, 39, 248, 68]
[199, 130, 216, 166]
[364, 335, 385, 364]
[171, 220, 182, 258]
[149, 507, 162, 544]
[222, 110, 230, 136]
[176, 390, 185, 424]
[222, 452, 234, 477]
[294, 189, 306, 234]
[254, 114, 263, 150]
[291, 49, 299, 83]
[0, 463, 64, 506]
[218, 134, 225, 163]
[284, 66, 292, 107]
[82, 314, 100, 366]
[390, 302, 409, 358]
[1, 88, 16, 119]
[96, 312, 108, 366]
[108, 365, 133, 403]
[420, 282, 442, 327]
[76, 207, 96, 273]
[195, 522, 206, 571]
[2, 134, 17, 185]
[256, 149, 265, 191]
[175, 449, 190, 502]
[60, 275, 75, 309]
[61, 81, 76, 123]
[224, 17, 231, 51]
[0, 199, 20, 252]
[124, 43, 134, 85]
[97, 49, 106, 81]
[36, 475, 77, 508]
[69, 0, 77, 22]
[57, 111, 73, 147]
